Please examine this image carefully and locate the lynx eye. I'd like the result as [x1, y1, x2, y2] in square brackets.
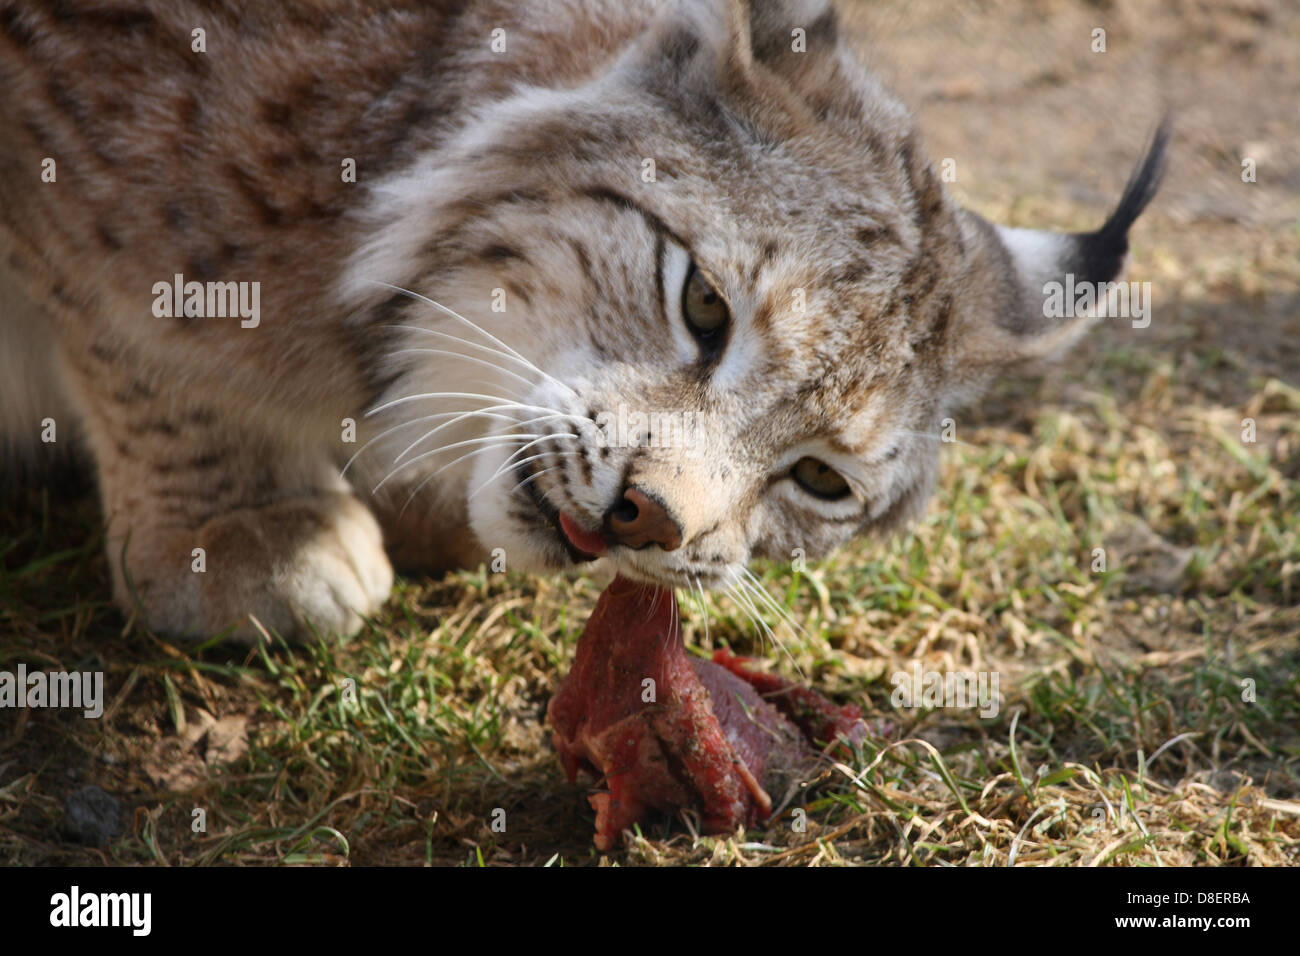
[792, 457, 851, 500]
[681, 263, 729, 342]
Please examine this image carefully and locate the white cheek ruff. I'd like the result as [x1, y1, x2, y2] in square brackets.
[337, 83, 603, 313]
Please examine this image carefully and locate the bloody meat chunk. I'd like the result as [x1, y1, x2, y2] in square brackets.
[548, 574, 866, 851]
[710, 646, 867, 750]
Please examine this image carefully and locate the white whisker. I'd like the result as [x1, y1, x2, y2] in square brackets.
[506, 464, 564, 497]
[723, 580, 770, 649]
[740, 566, 806, 638]
[372, 433, 539, 494]
[394, 439, 555, 518]
[692, 575, 710, 646]
[394, 410, 576, 466]
[646, 584, 663, 625]
[388, 347, 540, 395]
[366, 392, 590, 431]
[476, 428, 579, 479]
[724, 573, 802, 677]
[342, 406, 542, 477]
[468, 442, 580, 501]
[668, 588, 680, 651]
[381, 322, 560, 389]
[362, 281, 577, 397]
[734, 573, 805, 679]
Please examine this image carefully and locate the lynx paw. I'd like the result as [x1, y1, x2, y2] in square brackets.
[122, 492, 394, 643]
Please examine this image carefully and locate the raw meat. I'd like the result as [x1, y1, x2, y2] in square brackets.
[548, 574, 866, 850]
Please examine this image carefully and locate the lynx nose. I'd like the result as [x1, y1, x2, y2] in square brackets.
[605, 487, 683, 552]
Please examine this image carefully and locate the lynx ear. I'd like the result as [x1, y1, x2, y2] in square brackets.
[963, 116, 1171, 361]
[619, 0, 754, 83]
[747, 0, 838, 60]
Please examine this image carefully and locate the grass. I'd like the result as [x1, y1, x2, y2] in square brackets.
[2, 213, 1299, 866]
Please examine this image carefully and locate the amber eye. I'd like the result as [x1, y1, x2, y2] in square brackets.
[681, 263, 729, 342]
[792, 457, 851, 500]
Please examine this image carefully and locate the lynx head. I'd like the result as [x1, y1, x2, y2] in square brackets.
[345, 0, 1168, 593]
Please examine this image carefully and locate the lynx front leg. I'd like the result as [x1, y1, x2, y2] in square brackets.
[63, 348, 393, 644]
[121, 490, 395, 644]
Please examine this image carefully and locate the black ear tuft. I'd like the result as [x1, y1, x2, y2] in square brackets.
[1074, 114, 1172, 284]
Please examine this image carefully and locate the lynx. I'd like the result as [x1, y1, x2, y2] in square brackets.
[0, 0, 1167, 642]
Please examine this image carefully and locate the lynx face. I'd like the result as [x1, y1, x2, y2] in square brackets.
[347, 1, 1166, 596]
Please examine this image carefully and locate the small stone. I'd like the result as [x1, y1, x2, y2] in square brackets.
[63, 785, 123, 847]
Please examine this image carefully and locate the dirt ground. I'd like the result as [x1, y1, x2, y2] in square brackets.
[2, 0, 1297, 867]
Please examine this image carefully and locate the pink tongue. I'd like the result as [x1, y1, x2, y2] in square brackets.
[560, 512, 607, 556]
